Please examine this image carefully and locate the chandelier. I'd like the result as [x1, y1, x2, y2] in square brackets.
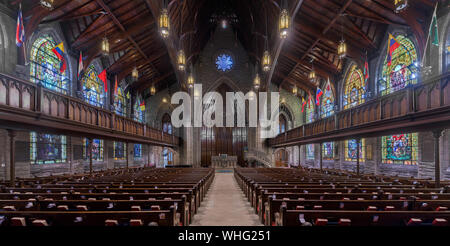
[292, 85, 298, 95]
[101, 37, 110, 56]
[131, 66, 139, 81]
[159, 8, 170, 38]
[338, 40, 347, 60]
[279, 9, 290, 39]
[150, 85, 156, 95]
[177, 49, 186, 71]
[187, 73, 195, 88]
[262, 51, 271, 72]
[253, 73, 261, 90]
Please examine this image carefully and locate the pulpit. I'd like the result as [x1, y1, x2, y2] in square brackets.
[211, 155, 237, 168]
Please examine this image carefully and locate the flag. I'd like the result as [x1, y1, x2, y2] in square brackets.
[98, 69, 107, 93]
[139, 100, 146, 111]
[78, 51, 84, 78]
[307, 92, 313, 105]
[387, 34, 401, 66]
[364, 54, 369, 84]
[16, 5, 25, 47]
[113, 75, 118, 97]
[52, 42, 67, 73]
[301, 97, 307, 112]
[429, 3, 439, 46]
[316, 87, 323, 106]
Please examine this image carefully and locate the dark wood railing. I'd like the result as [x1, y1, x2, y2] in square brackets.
[0, 73, 179, 147]
[269, 73, 450, 147]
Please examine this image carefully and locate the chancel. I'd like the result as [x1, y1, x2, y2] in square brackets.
[0, 0, 448, 228]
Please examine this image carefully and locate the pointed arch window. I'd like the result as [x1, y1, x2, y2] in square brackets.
[320, 85, 335, 118]
[82, 65, 105, 107]
[30, 35, 69, 94]
[322, 142, 334, 160]
[162, 113, 172, 134]
[134, 97, 145, 123]
[279, 114, 287, 134]
[345, 139, 366, 162]
[114, 86, 127, 117]
[343, 65, 366, 110]
[305, 102, 315, 124]
[379, 35, 418, 96]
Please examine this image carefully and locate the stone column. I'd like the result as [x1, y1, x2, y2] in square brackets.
[7, 130, 16, 186]
[433, 129, 444, 188]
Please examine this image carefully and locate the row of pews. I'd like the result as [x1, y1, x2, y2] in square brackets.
[0, 167, 214, 226]
[235, 168, 450, 226]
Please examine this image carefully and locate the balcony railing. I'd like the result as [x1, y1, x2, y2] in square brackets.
[0, 73, 179, 147]
[269, 73, 450, 147]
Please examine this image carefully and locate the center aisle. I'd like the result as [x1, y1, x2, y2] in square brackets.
[191, 172, 263, 226]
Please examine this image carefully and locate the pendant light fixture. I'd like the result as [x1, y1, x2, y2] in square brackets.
[101, 31, 110, 57]
[309, 59, 316, 84]
[262, 9, 271, 72]
[159, 0, 170, 38]
[279, 0, 290, 39]
[337, 15, 347, 60]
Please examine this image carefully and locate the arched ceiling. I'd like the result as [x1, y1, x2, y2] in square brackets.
[11, 0, 438, 95]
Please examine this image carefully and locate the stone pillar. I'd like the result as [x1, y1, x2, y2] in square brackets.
[356, 138, 361, 176]
[8, 130, 16, 186]
[88, 138, 93, 175]
[319, 143, 323, 170]
[433, 129, 444, 188]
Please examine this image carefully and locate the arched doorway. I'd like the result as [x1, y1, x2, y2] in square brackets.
[275, 149, 288, 167]
[201, 83, 248, 167]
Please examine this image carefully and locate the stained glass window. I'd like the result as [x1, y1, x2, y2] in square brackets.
[343, 65, 366, 110]
[134, 97, 145, 123]
[380, 35, 418, 96]
[30, 132, 67, 164]
[113, 142, 127, 160]
[30, 35, 69, 94]
[306, 144, 315, 160]
[82, 65, 105, 107]
[382, 133, 418, 165]
[321, 85, 335, 118]
[278, 114, 287, 134]
[82, 138, 104, 161]
[163, 147, 173, 166]
[216, 54, 233, 72]
[305, 102, 315, 123]
[162, 113, 172, 134]
[345, 139, 366, 162]
[114, 86, 127, 117]
[445, 31, 450, 72]
[134, 144, 142, 159]
[322, 142, 334, 160]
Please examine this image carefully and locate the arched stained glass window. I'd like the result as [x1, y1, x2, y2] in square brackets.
[445, 30, 450, 72]
[162, 113, 172, 134]
[322, 142, 334, 160]
[30, 132, 67, 164]
[278, 114, 287, 134]
[82, 65, 105, 107]
[82, 138, 104, 161]
[114, 87, 127, 116]
[134, 97, 145, 123]
[113, 142, 127, 160]
[306, 144, 315, 160]
[380, 35, 418, 96]
[345, 139, 366, 162]
[30, 35, 69, 94]
[163, 148, 173, 167]
[382, 133, 418, 165]
[321, 84, 334, 118]
[134, 144, 142, 159]
[305, 102, 315, 123]
[343, 65, 366, 110]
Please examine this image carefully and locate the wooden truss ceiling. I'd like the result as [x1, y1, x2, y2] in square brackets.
[13, 0, 438, 96]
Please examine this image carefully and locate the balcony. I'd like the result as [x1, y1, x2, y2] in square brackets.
[0, 73, 179, 147]
[269, 73, 450, 147]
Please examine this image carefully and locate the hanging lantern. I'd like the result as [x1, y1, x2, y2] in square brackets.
[40, 0, 54, 10]
[177, 50, 186, 71]
[159, 8, 170, 38]
[131, 66, 139, 81]
[248, 90, 255, 101]
[394, 0, 408, 13]
[162, 97, 167, 103]
[292, 85, 298, 95]
[337, 40, 347, 60]
[253, 73, 261, 90]
[187, 73, 195, 88]
[279, 9, 290, 39]
[101, 37, 110, 56]
[309, 69, 316, 83]
[262, 50, 271, 72]
[150, 85, 156, 95]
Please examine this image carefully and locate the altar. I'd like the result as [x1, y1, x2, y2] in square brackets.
[211, 155, 237, 168]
